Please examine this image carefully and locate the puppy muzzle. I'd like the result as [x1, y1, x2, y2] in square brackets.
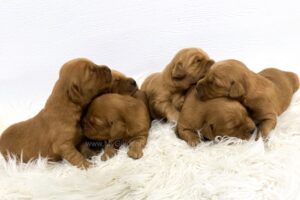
[129, 78, 137, 87]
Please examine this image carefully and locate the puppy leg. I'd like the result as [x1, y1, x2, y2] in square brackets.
[154, 101, 180, 122]
[256, 113, 277, 140]
[127, 135, 147, 159]
[176, 125, 200, 147]
[101, 143, 118, 161]
[56, 142, 92, 169]
[100, 122, 126, 161]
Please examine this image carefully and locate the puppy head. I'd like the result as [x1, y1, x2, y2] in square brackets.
[166, 48, 214, 90]
[201, 99, 256, 140]
[196, 60, 249, 100]
[110, 70, 138, 95]
[82, 115, 111, 140]
[83, 113, 124, 141]
[60, 58, 112, 106]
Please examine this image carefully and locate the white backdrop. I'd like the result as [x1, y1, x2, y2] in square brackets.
[1, 0, 300, 126]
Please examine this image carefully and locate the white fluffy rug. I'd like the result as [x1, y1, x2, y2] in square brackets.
[0, 92, 300, 200]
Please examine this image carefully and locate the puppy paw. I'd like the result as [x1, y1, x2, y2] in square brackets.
[127, 149, 143, 159]
[101, 150, 117, 161]
[255, 131, 269, 142]
[186, 135, 200, 147]
[81, 149, 100, 159]
[255, 132, 260, 141]
[101, 152, 116, 161]
[80, 160, 93, 169]
[167, 112, 179, 122]
[101, 144, 118, 161]
[101, 153, 110, 161]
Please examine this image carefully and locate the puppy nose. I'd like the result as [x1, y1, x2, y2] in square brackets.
[129, 78, 137, 86]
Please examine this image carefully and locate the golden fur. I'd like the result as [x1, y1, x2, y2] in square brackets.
[81, 93, 150, 161]
[78, 70, 149, 159]
[0, 58, 112, 168]
[141, 48, 214, 122]
[176, 87, 256, 146]
[196, 59, 299, 139]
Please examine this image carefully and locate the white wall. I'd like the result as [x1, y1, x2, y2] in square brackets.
[1, 0, 300, 126]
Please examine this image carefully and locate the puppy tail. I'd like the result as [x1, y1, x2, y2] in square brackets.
[287, 72, 300, 93]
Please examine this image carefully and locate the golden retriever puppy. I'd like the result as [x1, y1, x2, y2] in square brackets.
[196, 59, 299, 139]
[78, 70, 148, 158]
[176, 87, 256, 146]
[82, 93, 150, 161]
[0, 58, 112, 168]
[141, 48, 214, 122]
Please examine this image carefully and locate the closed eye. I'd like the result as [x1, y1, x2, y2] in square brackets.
[210, 79, 223, 88]
[90, 67, 97, 73]
[224, 118, 239, 129]
[192, 57, 202, 64]
[114, 79, 120, 84]
[227, 123, 241, 130]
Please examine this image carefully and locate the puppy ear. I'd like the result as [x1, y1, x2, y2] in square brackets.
[229, 81, 245, 98]
[172, 63, 186, 79]
[201, 123, 215, 140]
[67, 83, 83, 104]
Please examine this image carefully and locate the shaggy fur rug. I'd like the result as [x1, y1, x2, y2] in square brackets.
[0, 91, 300, 200]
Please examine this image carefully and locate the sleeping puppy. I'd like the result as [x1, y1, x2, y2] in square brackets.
[176, 87, 256, 146]
[141, 48, 214, 122]
[0, 58, 112, 168]
[196, 59, 299, 139]
[82, 93, 150, 161]
[78, 70, 148, 158]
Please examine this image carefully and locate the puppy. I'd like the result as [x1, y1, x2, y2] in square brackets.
[82, 93, 150, 161]
[0, 58, 112, 168]
[176, 87, 256, 146]
[78, 70, 148, 158]
[141, 48, 214, 122]
[196, 59, 299, 139]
